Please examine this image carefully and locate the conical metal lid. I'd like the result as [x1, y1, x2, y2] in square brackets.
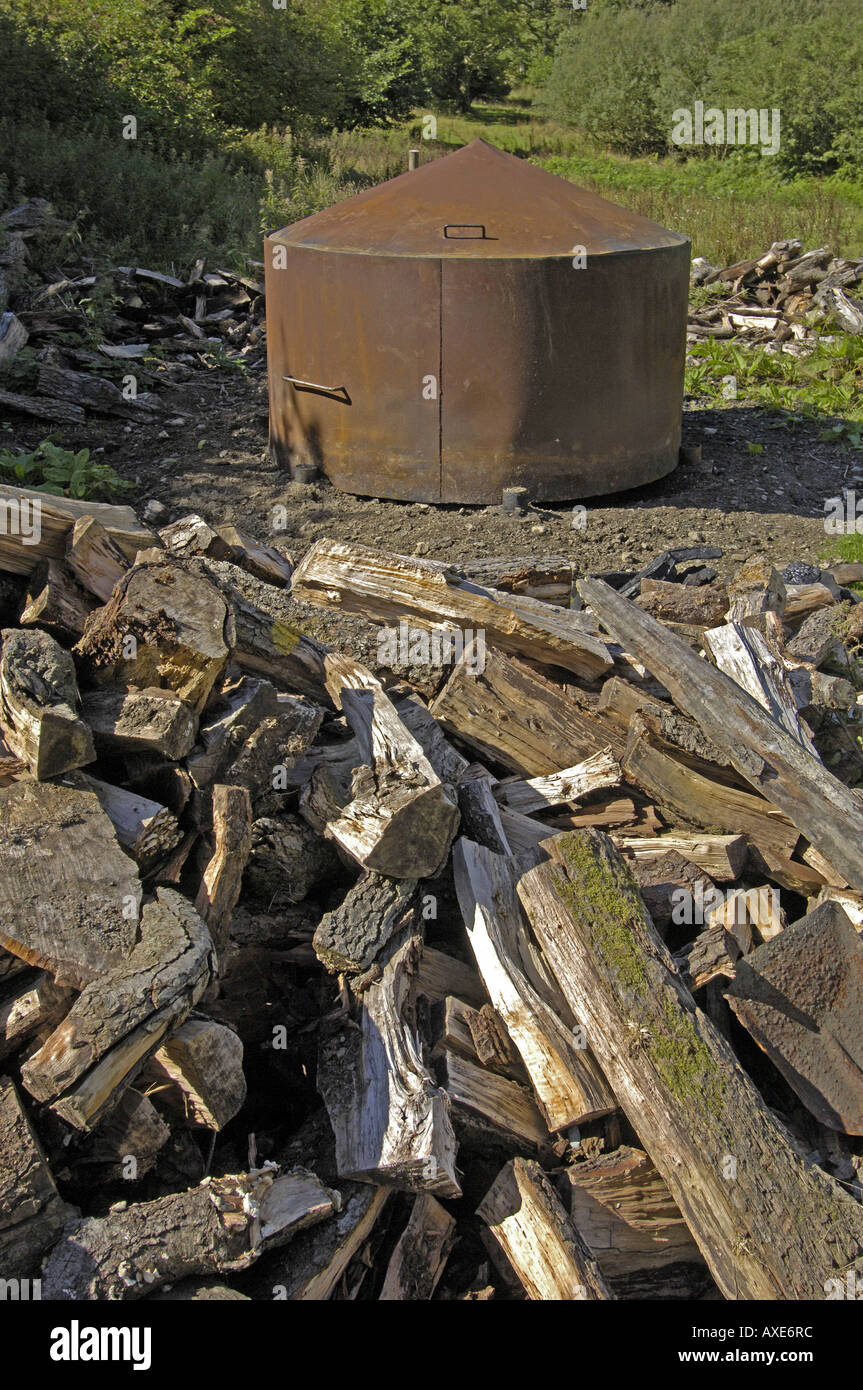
[269, 139, 688, 258]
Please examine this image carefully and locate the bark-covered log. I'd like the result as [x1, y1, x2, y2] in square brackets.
[0, 969, 73, 1060]
[0, 482, 155, 576]
[0, 626, 95, 777]
[517, 828, 863, 1299]
[263, 1183, 390, 1301]
[612, 832, 747, 883]
[246, 813, 339, 904]
[477, 1157, 612, 1300]
[42, 1166, 337, 1300]
[67, 771, 182, 864]
[0, 1075, 67, 1277]
[313, 872, 419, 975]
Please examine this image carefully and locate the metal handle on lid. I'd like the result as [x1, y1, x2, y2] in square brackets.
[283, 375, 349, 402]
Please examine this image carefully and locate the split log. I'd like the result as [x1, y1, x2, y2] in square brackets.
[636, 578, 729, 626]
[460, 554, 574, 604]
[215, 584, 328, 702]
[706, 883, 785, 945]
[318, 930, 461, 1197]
[292, 539, 613, 681]
[439, 1050, 550, 1155]
[477, 1157, 611, 1300]
[246, 813, 338, 905]
[66, 513, 129, 600]
[0, 482, 156, 574]
[431, 995, 525, 1081]
[493, 748, 620, 814]
[379, 1193, 456, 1300]
[0, 777, 142, 985]
[628, 849, 719, 935]
[76, 556, 231, 713]
[580, 576, 863, 890]
[611, 833, 743, 883]
[215, 523, 293, 588]
[416, 947, 487, 1009]
[0, 1075, 67, 1277]
[194, 784, 253, 951]
[0, 626, 95, 777]
[265, 1183, 391, 1300]
[621, 720, 798, 865]
[456, 772, 512, 855]
[0, 970, 74, 1060]
[42, 1166, 336, 1300]
[158, 513, 231, 559]
[517, 828, 863, 1299]
[389, 686, 470, 783]
[313, 873, 419, 975]
[430, 644, 623, 777]
[69, 1088, 170, 1184]
[69, 772, 182, 863]
[301, 654, 459, 879]
[784, 583, 838, 624]
[80, 684, 198, 759]
[37, 360, 163, 419]
[723, 556, 786, 623]
[726, 901, 863, 1134]
[19, 558, 96, 639]
[143, 1018, 245, 1130]
[703, 621, 817, 753]
[557, 1146, 705, 1291]
[453, 838, 615, 1130]
[21, 888, 215, 1129]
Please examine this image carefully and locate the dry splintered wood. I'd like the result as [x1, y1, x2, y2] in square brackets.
[19, 557, 97, 640]
[703, 621, 818, 754]
[439, 1049, 550, 1154]
[453, 837, 615, 1131]
[558, 1145, 706, 1292]
[0, 481, 156, 576]
[379, 1193, 456, 1300]
[42, 1165, 337, 1300]
[477, 1157, 612, 1300]
[415, 946, 487, 1010]
[75, 555, 231, 714]
[67, 771, 182, 863]
[0, 970, 74, 1060]
[66, 513, 129, 600]
[580, 576, 863, 891]
[430, 643, 624, 777]
[0, 777, 142, 987]
[432, 995, 525, 1081]
[194, 783, 253, 951]
[0, 625, 95, 778]
[80, 683, 198, 759]
[291, 538, 614, 681]
[143, 1018, 246, 1130]
[301, 653, 459, 879]
[318, 930, 461, 1197]
[612, 831, 748, 883]
[21, 887, 215, 1130]
[493, 747, 620, 814]
[264, 1183, 391, 1301]
[517, 828, 863, 1299]
[622, 718, 799, 865]
[0, 1074, 67, 1278]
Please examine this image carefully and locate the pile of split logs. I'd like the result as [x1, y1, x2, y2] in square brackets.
[0, 198, 264, 429]
[689, 239, 863, 348]
[3, 501, 863, 1301]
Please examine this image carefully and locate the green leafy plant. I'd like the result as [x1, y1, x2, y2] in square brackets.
[0, 438, 133, 500]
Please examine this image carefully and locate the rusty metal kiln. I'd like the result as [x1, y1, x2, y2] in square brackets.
[264, 139, 690, 504]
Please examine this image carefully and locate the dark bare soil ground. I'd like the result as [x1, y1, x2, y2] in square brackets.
[9, 360, 862, 582]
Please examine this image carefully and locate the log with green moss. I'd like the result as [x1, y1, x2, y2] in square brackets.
[516, 828, 863, 1300]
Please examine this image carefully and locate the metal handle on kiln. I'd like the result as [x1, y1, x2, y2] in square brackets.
[443, 224, 487, 239]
